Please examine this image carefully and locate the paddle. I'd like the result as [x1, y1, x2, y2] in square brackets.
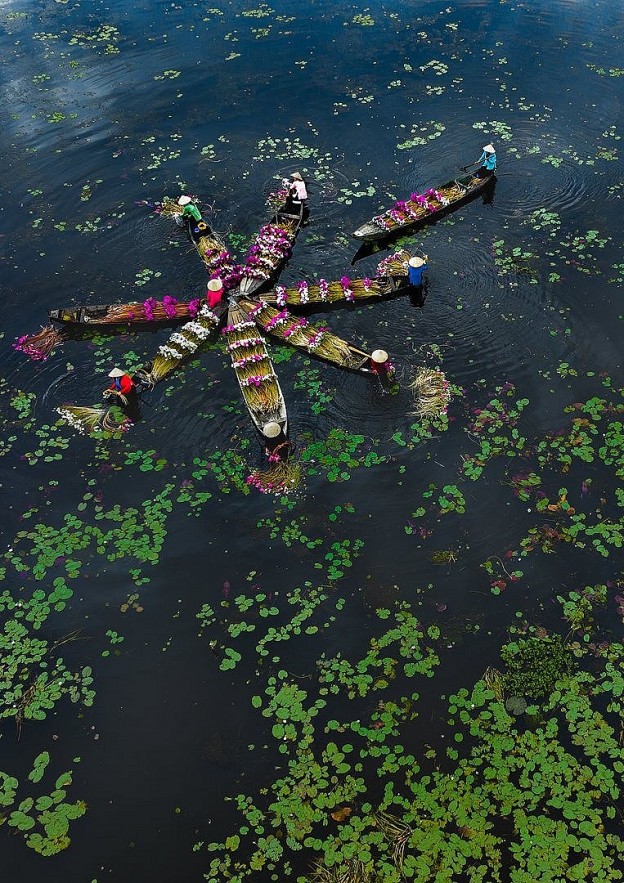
[461, 161, 480, 171]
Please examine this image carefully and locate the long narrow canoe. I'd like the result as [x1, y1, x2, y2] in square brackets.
[159, 200, 241, 285]
[353, 172, 493, 241]
[261, 249, 416, 307]
[224, 302, 288, 437]
[48, 297, 204, 326]
[238, 298, 376, 374]
[237, 202, 304, 298]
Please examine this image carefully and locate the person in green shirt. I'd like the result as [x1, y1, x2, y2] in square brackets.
[177, 195, 205, 241]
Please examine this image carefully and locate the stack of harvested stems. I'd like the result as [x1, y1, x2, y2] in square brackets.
[56, 404, 129, 435]
[145, 304, 221, 384]
[263, 276, 382, 307]
[240, 299, 363, 370]
[409, 367, 451, 417]
[224, 313, 281, 416]
[374, 249, 413, 278]
[99, 299, 200, 323]
[13, 326, 68, 361]
[158, 197, 239, 280]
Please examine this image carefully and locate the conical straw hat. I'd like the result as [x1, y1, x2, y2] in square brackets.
[409, 256, 425, 268]
[207, 278, 223, 291]
[177, 195, 192, 206]
[371, 349, 389, 363]
[108, 367, 125, 378]
[482, 144, 495, 153]
[263, 421, 282, 438]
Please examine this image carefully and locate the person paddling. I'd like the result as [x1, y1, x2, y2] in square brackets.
[177, 195, 206, 241]
[471, 144, 497, 178]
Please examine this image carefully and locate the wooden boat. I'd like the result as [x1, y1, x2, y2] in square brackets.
[160, 198, 241, 284]
[261, 249, 417, 307]
[48, 299, 203, 327]
[238, 298, 377, 374]
[352, 172, 494, 241]
[238, 202, 304, 298]
[224, 302, 288, 437]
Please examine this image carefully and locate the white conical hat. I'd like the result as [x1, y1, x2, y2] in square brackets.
[482, 144, 495, 153]
[177, 195, 192, 206]
[207, 278, 223, 291]
[409, 256, 425, 268]
[291, 172, 303, 181]
[371, 349, 389, 363]
[262, 421, 281, 438]
[108, 367, 125, 378]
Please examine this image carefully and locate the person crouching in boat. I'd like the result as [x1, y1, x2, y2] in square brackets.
[177, 195, 206, 242]
[475, 144, 497, 178]
[262, 421, 293, 462]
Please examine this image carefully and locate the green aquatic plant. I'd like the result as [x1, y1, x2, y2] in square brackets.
[0, 759, 86, 855]
[557, 584, 607, 635]
[500, 635, 574, 701]
[201, 638, 624, 882]
[0, 586, 94, 729]
[300, 429, 386, 483]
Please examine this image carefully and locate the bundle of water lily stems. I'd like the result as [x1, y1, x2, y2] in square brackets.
[146, 304, 221, 384]
[158, 197, 240, 281]
[56, 404, 130, 435]
[239, 217, 299, 293]
[240, 299, 363, 370]
[374, 249, 413, 278]
[246, 458, 301, 496]
[224, 316, 281, 415]
[264, 276, 383, 307]
[101, 300, 199, 323]
[409, 367, 451, 418]
[13, 326, 68, 361]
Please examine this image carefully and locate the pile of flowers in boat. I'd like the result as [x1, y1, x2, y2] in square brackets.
[372, 188, 451, 231]
[239, 220, 297, 285]
[239, 298, 361, 369]
[267, 275, 377, 307]
[223, 317, 281, 414]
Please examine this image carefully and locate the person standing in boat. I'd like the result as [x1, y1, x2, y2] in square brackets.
[206, 277, 224, 308]
[177, 195, 206, 241]
[285, 172, 309, 222]
[475, 144, 497, 178]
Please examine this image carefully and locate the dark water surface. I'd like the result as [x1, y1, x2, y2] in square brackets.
[1, 0, 623, 880]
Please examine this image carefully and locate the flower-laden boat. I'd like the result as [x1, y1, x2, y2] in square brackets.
[238, 298, 376, 374]
[237, 202, 304, 297]
[158, 197, 243, 288]
[48, 295, 204, 327]
[224, 302, 288, 437]
[261, 250, 415, 307]
[352, 172, 493, 241]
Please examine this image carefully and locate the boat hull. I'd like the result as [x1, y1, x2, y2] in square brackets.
[353, 173, 494, 241]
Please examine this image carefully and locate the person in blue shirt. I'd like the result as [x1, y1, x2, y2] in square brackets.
[475, 144, 497, 178]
